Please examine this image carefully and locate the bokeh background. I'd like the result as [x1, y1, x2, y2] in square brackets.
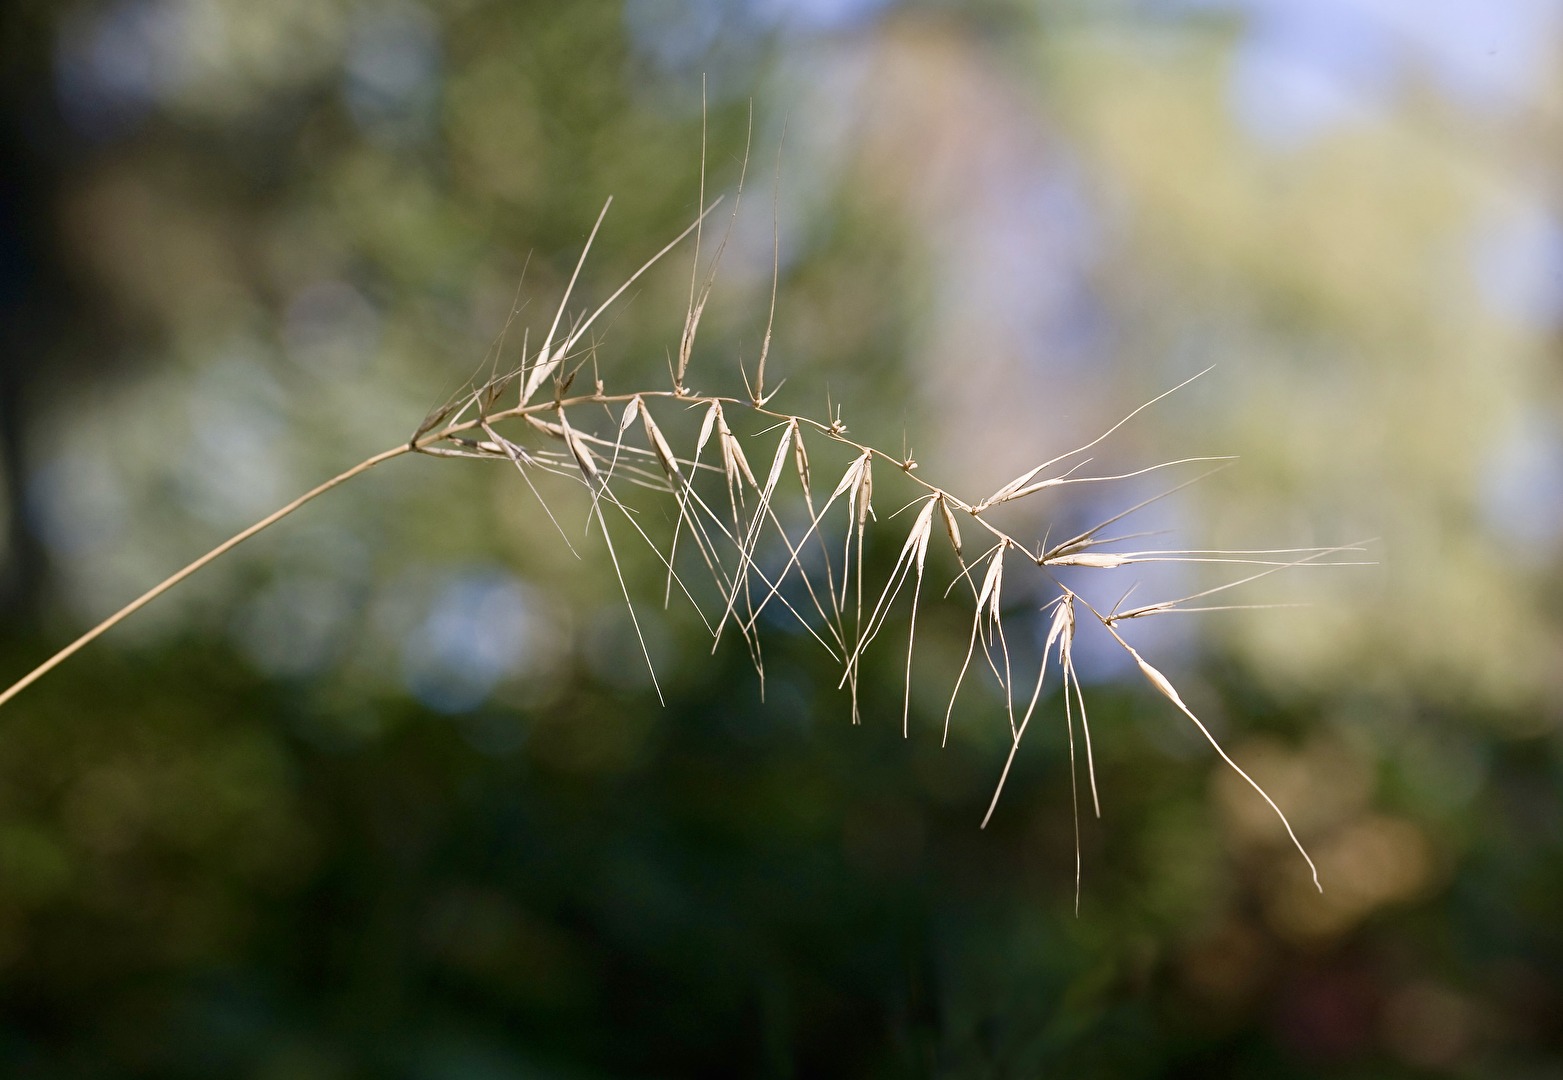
[2, 0, 1561, 1075]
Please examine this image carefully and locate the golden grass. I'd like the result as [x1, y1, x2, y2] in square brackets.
[0, 159, 1368, 899]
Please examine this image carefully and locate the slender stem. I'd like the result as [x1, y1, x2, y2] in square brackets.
[0, 391, 697, 712]
[1, 379, 1319, 712]
[0, 442, 412, 710]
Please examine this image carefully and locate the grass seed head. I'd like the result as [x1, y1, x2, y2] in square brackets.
[559, 411, 599, 483]
[641, 407, 683, 483]
[719, 416, 757, 489]
[938, 495, 962, 557]
[697, 400, 720, 458]
[832, 452, 869, 501]
[977, 544, 1006, 616]
[857, 457, 873, 527]
[0, 189, 1358, 905]
[1046, 552, 1132, 569]
[792, 424, 811, 491]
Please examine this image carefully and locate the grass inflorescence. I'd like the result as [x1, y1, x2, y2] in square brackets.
[0, 164, 1366, 906]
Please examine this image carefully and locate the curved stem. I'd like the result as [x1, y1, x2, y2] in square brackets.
[0, 442, 412, 710]
[0, 375, 1256, 711]
[0, 391, 731, 712]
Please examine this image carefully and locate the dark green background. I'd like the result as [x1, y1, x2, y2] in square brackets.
[1, 1, 1559, 1075]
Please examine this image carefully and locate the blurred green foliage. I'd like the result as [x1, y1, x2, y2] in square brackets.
[1, 0, 1561, 1076]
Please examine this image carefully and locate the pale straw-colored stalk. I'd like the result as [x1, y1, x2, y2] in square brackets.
[1, 177, 1366, 899]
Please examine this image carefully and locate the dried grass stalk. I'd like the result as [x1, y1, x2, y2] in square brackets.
[0, 176, 1365, 899]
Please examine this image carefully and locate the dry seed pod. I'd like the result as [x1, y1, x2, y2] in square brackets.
[641, 407, 683, 483]
[1111, 627, 1321, 890]
[857, 457, 873, 526]
[910, 496, 936, 571]
[1000, 477, 1069, 504]
[761, 424, 792, 503]
[831, 452, 869, 501]
[1045, 552, 1131, 569]
[980, 464, 1046, 510]
[977, 544, 1006, 615]
[479, 370, 516, 414]
[414, 400, 461, 442]
[1131, 650, 1184, 708]
[558, 412, 599, 483]
[696, 400, 720, 458]
[938, 495, 962, 557]
[792, 424, 811, 490]
[1109, 601, 1175, 623]
[1045, 592, 1074, 654]
[718, 414, 757, 488]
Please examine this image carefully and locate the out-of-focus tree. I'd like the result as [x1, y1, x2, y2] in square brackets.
[0, 0, 1560, 1075]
